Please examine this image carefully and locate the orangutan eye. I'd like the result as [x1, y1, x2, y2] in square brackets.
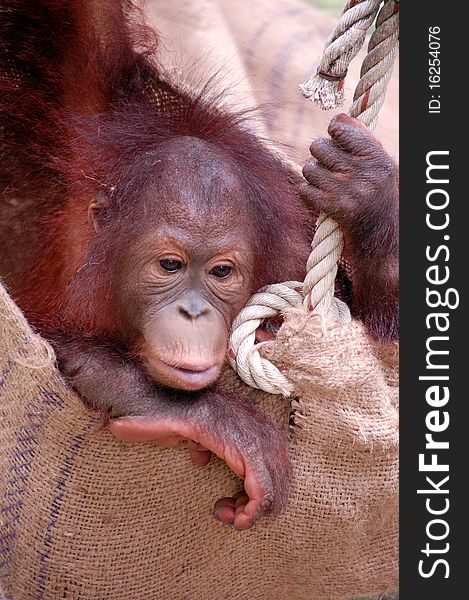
[159, 259, 183, 272]
[209, 265, 232, 279]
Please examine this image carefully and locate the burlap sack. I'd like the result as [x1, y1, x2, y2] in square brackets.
[0, 280, 398, 600]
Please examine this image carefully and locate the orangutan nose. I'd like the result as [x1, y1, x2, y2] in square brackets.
[177, 296, 211, 321]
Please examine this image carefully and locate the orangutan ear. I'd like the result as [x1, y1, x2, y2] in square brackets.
[88, 192, 110, 233]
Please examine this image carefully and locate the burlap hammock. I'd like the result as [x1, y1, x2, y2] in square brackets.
[0, 1, 399, 599]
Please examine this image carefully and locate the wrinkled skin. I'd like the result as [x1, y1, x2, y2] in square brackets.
[50, 138, 295, 531]
[0, 0, 399, 532]
[104, 115, 399, 529]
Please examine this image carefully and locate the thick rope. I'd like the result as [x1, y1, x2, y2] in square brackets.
[349, 0, 400, 129]
[302, 0, 399, 319]
[299, 0, 382, 109]
[302, 212, 350, 322]
[229, 282, 303, 395]
[228, 0, 399, 395]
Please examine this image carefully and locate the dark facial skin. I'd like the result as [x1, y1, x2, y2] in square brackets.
[112, 140, 256, 391]
[1, 117, 398, 531]
[53, 140, 292, 530]
[117, 223, 253, 391]
[1, 0, 399, 533]
[106, 118, 399, 530]
[1, 102, 399, 531]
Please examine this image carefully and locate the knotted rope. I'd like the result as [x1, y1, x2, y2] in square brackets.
[229, 282, 303, 396]
[229, 0, 399, 395]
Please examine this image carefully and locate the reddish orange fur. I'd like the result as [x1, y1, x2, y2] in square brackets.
[0, 0, 312, 341]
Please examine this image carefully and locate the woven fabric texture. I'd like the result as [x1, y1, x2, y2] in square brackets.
[0, 282, 398, 600]
[0, 1, 398, 598]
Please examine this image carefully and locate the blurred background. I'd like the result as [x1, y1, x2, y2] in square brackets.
[307, 0, 343, 17]
[143, 0, 398, 162]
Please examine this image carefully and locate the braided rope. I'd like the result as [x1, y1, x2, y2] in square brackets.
[299, 0, 382, 109]
[302, 0, 399, 318]
[228, 0, 399, 395]
[302, 212, 349, 322]
[229, 282, 303, 395]
[349, 0, 400, 129]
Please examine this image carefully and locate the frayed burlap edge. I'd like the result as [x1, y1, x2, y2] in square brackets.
[1, 280, 398, 600]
